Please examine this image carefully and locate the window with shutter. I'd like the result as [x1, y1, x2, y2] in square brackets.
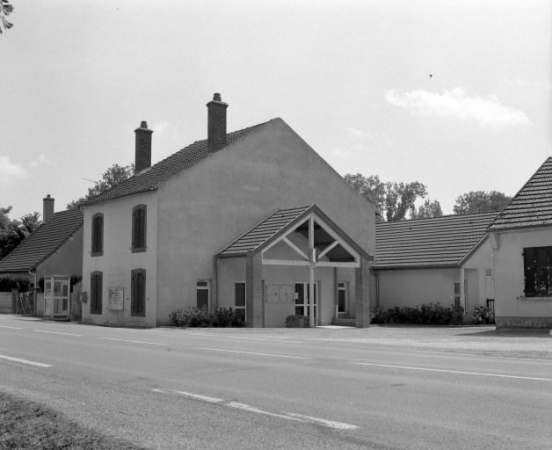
[90, 271, 103, 314]
[132, 205, 147, 252]
[131, 269, 146, 316]
[523, 246, 552, 297]
[91, 214, 104, 256]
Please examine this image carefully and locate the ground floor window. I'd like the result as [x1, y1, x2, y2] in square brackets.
[523, 246, 552, 297]
[131, 269, 146, 316]
[90, 271, 103, 314]
[197, 280, 209, 310]
[234, 282, 246, 323]
[337, 282, 347, 313]
[295, 282, 317, 319]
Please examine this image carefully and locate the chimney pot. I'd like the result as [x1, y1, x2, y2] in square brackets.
[134, 121, 153, 173]
[43, 194, 54, 224]
[207, 93, 228, 153]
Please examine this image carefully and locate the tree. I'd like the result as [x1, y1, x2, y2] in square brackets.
[67, 163, 134, 209]
[344, 173, 430, 222]
[453, 190, 511, 215]
[0, 0, 14, 34]
[411, 198, 443, 219]
[0, 207, 41, 259]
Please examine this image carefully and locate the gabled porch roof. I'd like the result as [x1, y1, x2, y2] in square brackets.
[218, 205, 372, 267]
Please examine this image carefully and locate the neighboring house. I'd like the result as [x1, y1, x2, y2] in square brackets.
[488, 157, 552, 328]
[0, 195, 83, 317]
[373, 212, 498, 318]
[80, 94, 375, 328]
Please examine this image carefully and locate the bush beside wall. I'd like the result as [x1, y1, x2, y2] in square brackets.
[371, 303, 464, 325]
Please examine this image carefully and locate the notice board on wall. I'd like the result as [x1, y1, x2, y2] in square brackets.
[266, 285, 294, 303]
[108, 287, 124, 310]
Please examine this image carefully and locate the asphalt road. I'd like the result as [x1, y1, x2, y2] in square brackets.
[1, 315, 551, 450]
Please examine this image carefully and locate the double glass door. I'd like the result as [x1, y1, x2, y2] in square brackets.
[295, 282, 317, 322]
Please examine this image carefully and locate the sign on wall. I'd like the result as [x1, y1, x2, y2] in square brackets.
[266, 285, 294, 303]
[108, 287, 124, 311]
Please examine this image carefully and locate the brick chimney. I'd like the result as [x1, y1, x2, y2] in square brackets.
[134, 121, 153, 173]
[207, 93, 228, 153]
[43, 195, 54, 224]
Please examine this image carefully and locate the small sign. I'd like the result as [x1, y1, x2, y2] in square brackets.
[108, 287, 124, 310]
[266, 285, 294, 303]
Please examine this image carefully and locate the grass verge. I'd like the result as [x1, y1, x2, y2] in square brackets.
[0, 390, 149, 450]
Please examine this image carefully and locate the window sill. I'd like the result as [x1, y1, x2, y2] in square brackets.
[131, 247, 147, 253]
[517, 296, 552, 301]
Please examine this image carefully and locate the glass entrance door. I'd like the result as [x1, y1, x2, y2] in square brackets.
[295, 282, 317, 323]
[44, 276, 70, 318]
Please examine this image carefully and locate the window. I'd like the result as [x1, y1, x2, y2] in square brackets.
[453, 282, 461, 308]
[197, 281, 209, 310]
[337, 282, 347, 313]
[131, 269, 146, 316]
[91, 213, 104, 256]
[523, 246, 552, 297]
[132, 205, 147, 252]
[235, 282, 246, 323]
[90, 271, 103, 314]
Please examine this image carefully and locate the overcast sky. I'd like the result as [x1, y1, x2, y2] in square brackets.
[1, 0, 550, 219]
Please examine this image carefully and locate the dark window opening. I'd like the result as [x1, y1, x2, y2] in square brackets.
[90, 271, 103, 314]
[524, 246, 552, 297]
[132, 205, 147, 252]
[91, 214, 104, 256]
[131, 269, 146, 316]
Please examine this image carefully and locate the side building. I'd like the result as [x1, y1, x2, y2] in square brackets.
[489, 157, 552, 328]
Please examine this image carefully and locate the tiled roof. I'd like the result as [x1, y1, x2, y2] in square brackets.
[84, 121, 269, 205]
[0, 209, 83, 273]
[489, 157, 552, 231]
[219, 206, 311, 257]
[375, 212, 498, 269]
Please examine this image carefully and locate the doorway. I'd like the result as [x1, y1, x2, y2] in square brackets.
[295, 282, 317, 323]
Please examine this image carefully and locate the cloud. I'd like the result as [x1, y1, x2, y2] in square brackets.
[0, 155, 27, 184]
[385, 88, 530, 128]
[502, 78, 552, 91]
[29, 154, 52, 168]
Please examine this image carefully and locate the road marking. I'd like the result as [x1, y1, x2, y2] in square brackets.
[0, 326, 21, 330]
[194, 347, 310, 360]
[152, 389, 224, 403]
[34, 330, 83, 337]
[99, 337, 168, 346]
[283, 412, 358, 430]
[351, 362, 552, 382]
[0, 354, 52, 368]
[152, 389, 356, 430]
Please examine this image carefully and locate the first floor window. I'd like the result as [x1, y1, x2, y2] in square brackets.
[90, 271, 103, 314]
[524, 246, 552, 297]
[234, 282, 246, 323]
[132, 205, 147, 252]
[91, 213, 104, 256]
[131, 269, 146, 316]
[197, 280, 209, 311]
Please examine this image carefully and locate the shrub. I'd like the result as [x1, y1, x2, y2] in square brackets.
[371, 303, 464, 325]
[169, 306, 244, 328]
[471, 306, 495, 325]
[0, 277, 30, 292]
[285, 315, 310, 328]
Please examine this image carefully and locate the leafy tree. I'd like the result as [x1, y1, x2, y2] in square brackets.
[344, 173, 429, 222]
[453, 190, 511, 215]
[0, 0, 14, 34]
[67, 163, 134, 209]
[411, 198, 443, 219]
[0, 207, 41, 259]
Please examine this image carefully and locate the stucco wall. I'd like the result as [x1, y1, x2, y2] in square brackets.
[377, 268, 460, 310]
[36, 226, 83, 280]
[81, 192, 158, 327]
[156, 118, 374, 326]
[493, 227, 552, 328]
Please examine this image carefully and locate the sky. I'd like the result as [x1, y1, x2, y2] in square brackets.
[1, 0, 550, 220]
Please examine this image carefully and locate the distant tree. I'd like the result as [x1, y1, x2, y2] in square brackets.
[411, 198, 443, 219]
[0, 0, 14, 34]
[453, 190, 512, 215]
[344, 173, 429, 222]
[0, 207, 41, 259]
[67, 163, 134, 209]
